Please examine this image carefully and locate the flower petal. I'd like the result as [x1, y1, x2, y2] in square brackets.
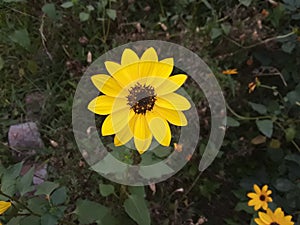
[88, 96, 127, 115]
[133, 114, 152, 154]
[91, 74, 124, 97]
[254, 218, 266, 225]
[156, 93, 191, 111]
[0, 201, 11, 214]
[254, 184, 261, 194]
[105, 61, 122, 75]
[141, 47, 158, 61]
[259, 211, 272, 224]
[121, 48, 139, 65]
[247, 193, 257, 199]
[155, 74, 188, 95]
[112, 63, 140, 87]
[102, 108, 134, 135]
[114, 117, 134, 146]
[262, 185, 268, 193]
[154, 105, 187, 126]
[146, 111, 171, 146]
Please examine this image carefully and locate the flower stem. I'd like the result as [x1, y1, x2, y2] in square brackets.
[0, 191, 40, 217]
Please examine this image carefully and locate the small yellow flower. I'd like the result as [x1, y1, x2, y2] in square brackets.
[88, 47, 191, 154]
[222, 69, 238, 75]
[0, 201, 11, 215]
[247, 184, 272, 211]
[254, 208, 294, 225]
[248, 77, 260, 93]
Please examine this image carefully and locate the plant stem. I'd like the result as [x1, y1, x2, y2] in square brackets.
[0, 191, 40, 217]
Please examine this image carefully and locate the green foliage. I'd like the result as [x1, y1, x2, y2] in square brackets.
[0, 0, 299, 224]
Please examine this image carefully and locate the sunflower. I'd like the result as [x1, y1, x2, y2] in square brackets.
[255, 208, 294, 225]
[0, 201, 11, 215]
[88, 47, 191, 154]
[247, 184, 273, 211]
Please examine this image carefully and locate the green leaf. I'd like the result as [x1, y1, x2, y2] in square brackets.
[286, 89, 300, 104]
[41, 214, 58, 225]
[42, 3, 59, 20]
[20, 215, 40, 225]
[124, 195, 151, 225]
[86, 5, 95, 12]
[152, 146, 172, 158]
[235, 202, 255, 213]
[274, 178, 295, 192]
[226, 116, 240, 127]
[27, 197, 48, 214]
[99, 184, 115, 197]
[281, 41, 296, 53]
[9, 29, 31, 50]
[16, 167, 34, 196]
[61, 1, 74, 8]
[79, 12, 90, 22]
[139, 163, 173, 179]
[0, 56, 4, 70]
[285, 127, 296, 142]
[1, 162, 23, 196]
[35, 181, 59, 196]
[7, 217, 23, 225]
[285, 154, 300, 166]
[239, 0, 252, 7]
[249, 102, 267, 115]
[106, 9, 117, 20]
[128, 186, 145, 197]
[221, 23, 231, 35]
[51, 187, 67, 205]
[210, 28, 222, 39]
[27, 60, 38, 74]
[256, 120, 273, 138]
[75, 199, 109, 224]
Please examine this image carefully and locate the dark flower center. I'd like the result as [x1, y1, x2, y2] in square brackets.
[127, 83, 156, 115]
[260, 195, 266, 201]
[270, 223, 279, 225]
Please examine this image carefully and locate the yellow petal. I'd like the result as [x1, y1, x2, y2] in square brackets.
[151, 58, 174, 79]
[133, 114, 152, 154]
[0, 201, 11, 215]
[146, 111, 171, 146]
[121, 48, 139, 65]
[141, 47, 158, 61]
[262, 185, 268, 192]
[104, 61, 122, 75]
[254, 184, 261, 194]
[247, 193, 257, 199]
[112, 63, 140, 87]
[254, 218, 266, 225]
[262, 202, 268, 210]
[155, 74, 187, 95]
[154, 105, 187, 126]
[259, 211, 272, 224]
[88, 96, 128, 115]
[156, 93, 191, 111]
[91, 74, 124, 97]
[102, 108, 133, 135]
[114, 117, 135, 146]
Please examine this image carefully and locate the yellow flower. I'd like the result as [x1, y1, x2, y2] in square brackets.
[0, 201, 11, 215]
[88, 47, 191, 154]
[222, 69, 238, 75]
[255, 208, 294, 225]
[247, 184, 272, 211]
[248, 77, 260, 93]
